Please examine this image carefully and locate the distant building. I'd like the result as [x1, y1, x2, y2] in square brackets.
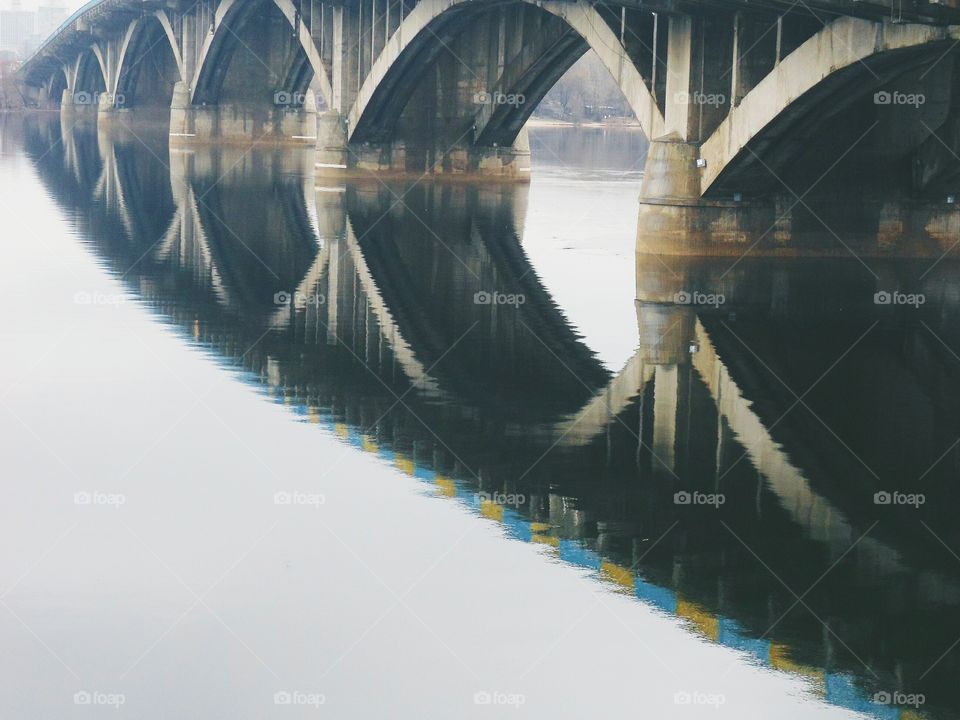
[0, 4, 67, 57]
[0, 8, 35, 56]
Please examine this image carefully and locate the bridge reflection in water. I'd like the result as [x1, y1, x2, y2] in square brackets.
[23, 113, 960, 720]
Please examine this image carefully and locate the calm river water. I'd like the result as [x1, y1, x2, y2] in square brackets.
[2, 114, 960, 719]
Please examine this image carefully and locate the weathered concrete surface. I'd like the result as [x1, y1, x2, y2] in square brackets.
[701, 17, 960, 193]
[636, 192, 960, 257]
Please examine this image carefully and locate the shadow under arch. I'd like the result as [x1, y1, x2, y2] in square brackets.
[113, 14, 182, 120]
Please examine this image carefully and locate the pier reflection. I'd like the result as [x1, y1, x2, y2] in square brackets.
[23, 114, 960, 720]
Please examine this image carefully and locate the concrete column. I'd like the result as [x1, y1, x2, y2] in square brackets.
[730, 13, 743, 108]
[59, 88, 76, 124]
[169, 81, 195, 139]
[316, 108, 348, 174]
[663, 15, 696, 141]
[326, 234, 341, 343]
[331, 5, 359, 114]
[652, 364, 678, 477]
[729, 13, 777, 107]
[182, 13, 196, 89]
[772, 195, 792, 246]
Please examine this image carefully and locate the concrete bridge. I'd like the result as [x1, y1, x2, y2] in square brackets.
[18, 0, 960, 253]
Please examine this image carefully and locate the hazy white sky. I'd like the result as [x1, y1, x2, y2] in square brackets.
[2, 0, 86, 13]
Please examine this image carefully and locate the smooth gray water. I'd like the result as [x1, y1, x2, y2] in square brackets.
[1, 114, 958, 719]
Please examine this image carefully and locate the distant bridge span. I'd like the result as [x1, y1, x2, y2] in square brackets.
[19, 0, 960, 254]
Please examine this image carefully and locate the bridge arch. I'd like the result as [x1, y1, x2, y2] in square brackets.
[73, 47, 107, 102]
[700, 17, 960, 195]
[190, 0, 268, 106]
[269, 0, 333, 108]
[114, 14, 183, 116]
[191, 0, 330, 107]
[45, 67, 68, 108]
[346, 0, 664, 146]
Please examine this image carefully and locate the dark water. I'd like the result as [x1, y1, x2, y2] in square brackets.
[3, 113, 960, 719]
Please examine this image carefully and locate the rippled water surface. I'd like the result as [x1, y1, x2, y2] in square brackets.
[2, 114, 960, 719]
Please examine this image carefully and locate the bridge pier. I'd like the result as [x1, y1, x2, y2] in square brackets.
[316, 108, 530, 180]
[169, 82, 318, 145]
[59, 88, 98, 122]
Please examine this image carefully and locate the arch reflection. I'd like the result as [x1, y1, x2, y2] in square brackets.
[23, 114, 960, 720]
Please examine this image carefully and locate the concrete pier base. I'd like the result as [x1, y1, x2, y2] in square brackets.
[59, 89, 98, 122]
[637, 192, 960, 258]
[316, 122, 531, 182]
[636, 136, 960, 258]
[315, 109, 349, 174]
[169, 82, 318, 145]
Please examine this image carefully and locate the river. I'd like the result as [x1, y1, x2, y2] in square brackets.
[1, 114, 958, 719]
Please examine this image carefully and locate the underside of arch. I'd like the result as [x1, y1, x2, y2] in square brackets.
[75, 49, 107, 95]
[347, 0, 664, 146]
[701, 17, 960, 195]
[192, 0, 329, 108]
[191, 0, 272, 105]
[115, 16, 182, 111]
[48, 68, 68, 105]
